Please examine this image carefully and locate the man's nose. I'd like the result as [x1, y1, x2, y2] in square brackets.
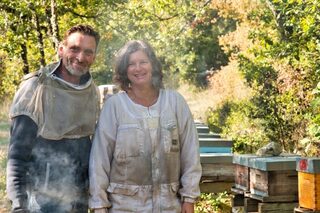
[77, 52, 85, 62]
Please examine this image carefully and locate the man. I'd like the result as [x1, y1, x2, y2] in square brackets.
[6, 24, 100, 213]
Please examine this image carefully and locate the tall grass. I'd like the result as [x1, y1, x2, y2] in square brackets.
[0, 98, 10, 212]
[177, 61, 252, 123]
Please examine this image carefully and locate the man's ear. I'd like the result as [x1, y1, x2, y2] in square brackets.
[58, 43, 64, 58]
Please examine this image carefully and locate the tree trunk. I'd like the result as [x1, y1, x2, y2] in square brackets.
[50, 0, 60, 51]
[34, 13, 46, 67]
[20, 42, 29, 75]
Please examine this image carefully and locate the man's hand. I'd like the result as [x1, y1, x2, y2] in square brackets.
[181, 202, 194, 213]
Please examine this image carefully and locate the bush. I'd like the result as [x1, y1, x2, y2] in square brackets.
[206, 100, 269, 153]
[195, 192, 231, 213]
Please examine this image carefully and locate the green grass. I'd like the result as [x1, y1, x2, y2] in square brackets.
[0, 98, 11, 212]
[0, 122, 9, 147]
[0, 120, 10, 212]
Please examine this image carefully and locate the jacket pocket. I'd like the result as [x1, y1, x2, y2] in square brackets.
[115, 123, 144, 161]
[107, 183, 141, 212]
[160, 183, 181, 212]
[161, 120, 180, 153]
[107, 183, 139, 196]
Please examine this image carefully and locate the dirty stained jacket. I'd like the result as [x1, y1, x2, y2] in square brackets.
[6, 61, 99, 213]
[89, 89, 202, 212]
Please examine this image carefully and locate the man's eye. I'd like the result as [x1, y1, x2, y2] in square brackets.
[70, 47, 79, 52]
[84, 50, 94, 56]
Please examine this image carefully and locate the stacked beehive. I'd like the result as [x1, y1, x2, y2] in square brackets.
[294, 157, 320, 213]
[196, 122, 235, 193]
[232, 154, 300, 213]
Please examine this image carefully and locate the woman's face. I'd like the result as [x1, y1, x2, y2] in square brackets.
[127, 50, 153, 88]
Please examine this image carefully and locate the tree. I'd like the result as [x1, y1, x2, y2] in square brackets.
[237, 0, 320, 152]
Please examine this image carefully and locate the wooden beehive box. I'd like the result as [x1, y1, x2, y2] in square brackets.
[296, 157, 320, 211]
[198, 133, 221, 138]
[199, 138, 234, 153]
[196, 124, 210, 134]
[200, 153, 235, 193]
[248, 156, 299, 202]
[200, 153, 234, 181]
[233, 154, 259, 192]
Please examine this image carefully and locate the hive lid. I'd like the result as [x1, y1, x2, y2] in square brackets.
[232, 154, 259, 166]
[296, 157, 320, 173]
[248, 156, 299, 171]
[200, 153, 233, 164]
[199, 138, 234, 147]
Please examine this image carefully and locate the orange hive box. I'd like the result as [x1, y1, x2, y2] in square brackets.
[296, 157, 320, 211]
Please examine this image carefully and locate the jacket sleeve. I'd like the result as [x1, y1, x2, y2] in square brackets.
[7, 115, 38, 212]
[174, 91, 202, 203]
[89, 97, 118, 209]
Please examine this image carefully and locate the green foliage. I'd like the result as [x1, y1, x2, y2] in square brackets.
[91, 68, 114, 85]
[195, 192, 231, 213]
[0, 52, 23, 98]
[0, 0, 236, 98]
[299, 82, 320, 156]
[179, 9, 235, 87]
[232, 0, 320, 152]
[206, 100, 269, 153]
[309, 82, 320, 138]
[206, 101, 233, 134]
[238, 55, 306, 151]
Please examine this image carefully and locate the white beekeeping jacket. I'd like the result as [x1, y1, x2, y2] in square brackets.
[89, 89, 201, 212]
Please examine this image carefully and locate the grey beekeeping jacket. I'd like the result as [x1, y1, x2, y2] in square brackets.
[89, 89, 201, 212]
[7, 61, 100, 212]
[9, 61, 100, 140]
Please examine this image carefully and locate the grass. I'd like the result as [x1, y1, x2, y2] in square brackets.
[0, 98, 10, 212]
[177, 63, 252, 123]
[0, 121, 10, 212]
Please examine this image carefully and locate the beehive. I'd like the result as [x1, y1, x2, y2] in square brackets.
[296, 157, 320, 211]
[199, 138, 233, 153]
[248, 156, 299, 201]
[200, 153, 234, 193]
[233, 154, 259, 192]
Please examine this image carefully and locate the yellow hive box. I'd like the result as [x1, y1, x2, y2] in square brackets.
[297, 158, 320, 211]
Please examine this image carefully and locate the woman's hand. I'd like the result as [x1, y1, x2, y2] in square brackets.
[94, 208, 108, 213]
[181, 202, 194, 213]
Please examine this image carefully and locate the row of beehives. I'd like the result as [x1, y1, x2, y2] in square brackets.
[232, 154, 320, 213]
[195, 122, 320, 212]
[195, 122, 238, 195]
[195, 122, 234, 154]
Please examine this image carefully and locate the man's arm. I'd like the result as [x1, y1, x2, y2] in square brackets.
[7, 115, 38, 212]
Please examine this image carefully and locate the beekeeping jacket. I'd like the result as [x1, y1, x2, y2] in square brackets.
[89, 90, 201, 212]
[6, 61, 100, 212]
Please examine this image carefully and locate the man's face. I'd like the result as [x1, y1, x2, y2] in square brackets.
[58, 32, 97, 77]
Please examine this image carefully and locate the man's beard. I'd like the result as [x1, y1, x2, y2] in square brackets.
[65, 57, 89, 77]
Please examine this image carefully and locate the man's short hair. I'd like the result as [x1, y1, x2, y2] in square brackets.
[63, 24, 100, 47]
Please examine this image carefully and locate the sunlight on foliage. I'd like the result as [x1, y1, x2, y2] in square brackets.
[195, 192, 231, 213]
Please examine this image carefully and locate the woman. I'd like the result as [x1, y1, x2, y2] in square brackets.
[89, 40, 201, 213]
